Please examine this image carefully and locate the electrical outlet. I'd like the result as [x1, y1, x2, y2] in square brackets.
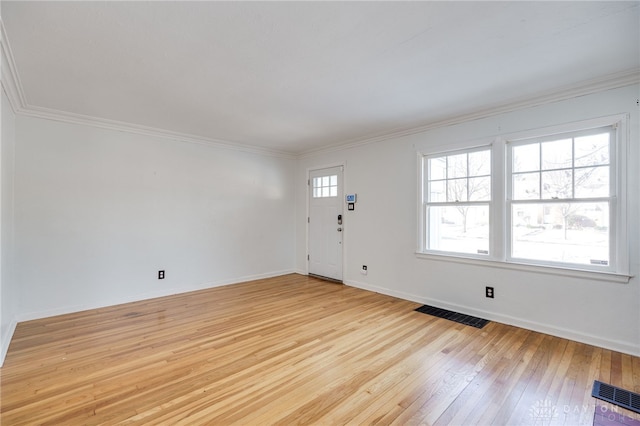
[485, 286, 494, 298]
[158, 270, 165, 280]
[361, 265, 368, 275]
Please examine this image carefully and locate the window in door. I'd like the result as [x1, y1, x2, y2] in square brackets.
[312, 175, 338, 198]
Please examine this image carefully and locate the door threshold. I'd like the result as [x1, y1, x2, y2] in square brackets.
[309, 274, 343, 284]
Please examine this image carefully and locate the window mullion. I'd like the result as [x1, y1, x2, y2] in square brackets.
[538, 143, 542, 199]
[511, 197, 610, 205]
[571, 137, 576, 198]
[466, 153, 470, 202]
[427, 201, 491, 207]
[492, 139, 505, 261]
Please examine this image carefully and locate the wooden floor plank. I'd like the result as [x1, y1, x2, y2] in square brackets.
[432, 326, 529, 426]
[502, 335, 567, 425]
[2, 273, 639, 425]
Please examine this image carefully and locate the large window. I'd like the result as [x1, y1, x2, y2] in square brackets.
[508, 128, 613, 268]
[419, 116, 628, 278]
[424, 148, 491, 255]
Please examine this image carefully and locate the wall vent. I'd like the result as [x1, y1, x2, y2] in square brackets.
[414, 305, 489, 329]
[592, 380, 640, 414]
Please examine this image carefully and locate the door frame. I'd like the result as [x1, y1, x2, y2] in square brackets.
[306, 163, 346, 280]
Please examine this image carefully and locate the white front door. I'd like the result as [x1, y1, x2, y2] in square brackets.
[308, 166, 343, 281]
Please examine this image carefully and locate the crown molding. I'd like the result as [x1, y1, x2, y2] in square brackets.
[298, 68, 640, 158]
[19, 105, 296, 159]
[19, 104, 295, 158]
[1, 19, 27, 113]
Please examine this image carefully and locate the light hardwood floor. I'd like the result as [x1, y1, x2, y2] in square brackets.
[2, 274, 639, 425]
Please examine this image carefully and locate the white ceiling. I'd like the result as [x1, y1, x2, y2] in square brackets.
[2, 1, 639, 154]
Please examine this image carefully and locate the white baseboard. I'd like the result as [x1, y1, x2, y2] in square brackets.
[16, 269, 296, 323]
[0, 317, 18, 367]
[345, 278, 640, 357]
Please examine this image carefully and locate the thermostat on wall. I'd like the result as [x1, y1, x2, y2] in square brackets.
[346, 194, 357, 203]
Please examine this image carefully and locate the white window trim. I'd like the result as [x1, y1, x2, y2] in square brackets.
[415, 251, 630, 283]
[416, 113, 631, 284]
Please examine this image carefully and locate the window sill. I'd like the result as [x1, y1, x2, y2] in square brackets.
[415, 252, 632, 284]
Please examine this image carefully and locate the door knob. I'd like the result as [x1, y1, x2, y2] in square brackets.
[337, 227, 342, 232]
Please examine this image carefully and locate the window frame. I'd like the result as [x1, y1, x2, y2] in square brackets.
[421, 145, 493, 259]
[312, 174, 338, 198]
[417, 114, 630, 283]
[506, 126, 616, 272]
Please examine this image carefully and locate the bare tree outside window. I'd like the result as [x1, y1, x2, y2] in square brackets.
[446, 151, 490, 233]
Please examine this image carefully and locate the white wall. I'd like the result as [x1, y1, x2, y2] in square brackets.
[1, 88, 17, 364]
[14, 116, 296, 320]
[296, 84, 640, 356]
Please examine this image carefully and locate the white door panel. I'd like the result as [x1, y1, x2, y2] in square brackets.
[309, 166, 343, 281]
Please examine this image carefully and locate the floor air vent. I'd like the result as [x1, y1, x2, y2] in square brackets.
[592, 380, 640, 414]
[414, 305, 489, 329]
